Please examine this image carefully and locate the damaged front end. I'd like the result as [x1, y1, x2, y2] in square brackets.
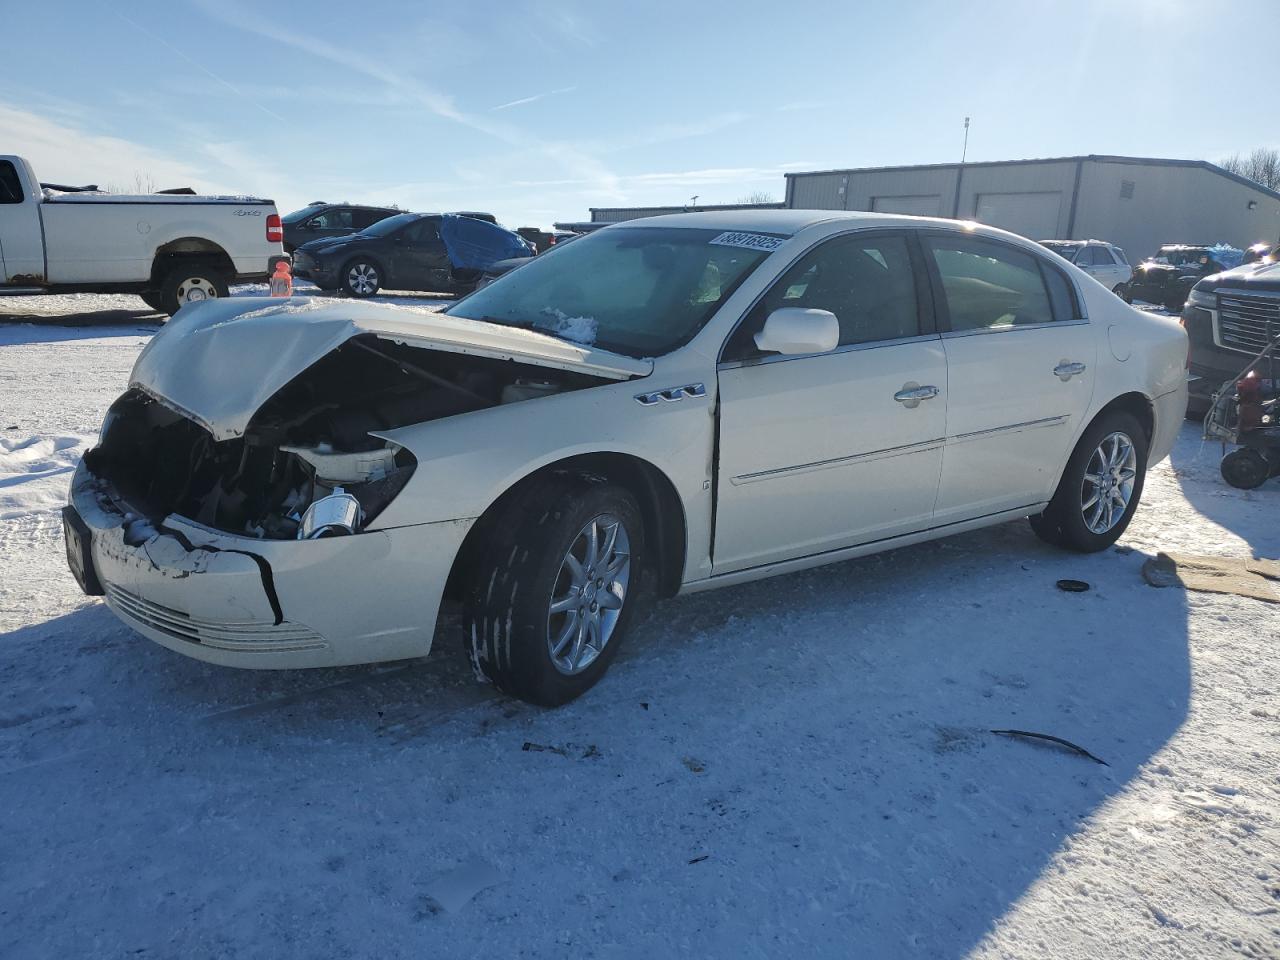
[88, 334, 606, 541]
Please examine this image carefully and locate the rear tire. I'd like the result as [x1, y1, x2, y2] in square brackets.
[463, 477, 646, 707]
[1030, 410, 1149, 552]
[157, 261, 230, 316]
[1113, 283, 1132, 303]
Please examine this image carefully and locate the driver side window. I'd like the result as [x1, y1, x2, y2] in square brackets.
[723, 233, 921, 361]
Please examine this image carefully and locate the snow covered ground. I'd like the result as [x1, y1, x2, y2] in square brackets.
[1, 300, 1278, 959]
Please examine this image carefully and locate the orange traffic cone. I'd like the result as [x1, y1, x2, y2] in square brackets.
[269, 259, 293, 297]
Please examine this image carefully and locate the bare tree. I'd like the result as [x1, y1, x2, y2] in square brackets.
[106, 171, 158, 195]
[1218, 148, 1280, 191]
[738, 190, 776, 204]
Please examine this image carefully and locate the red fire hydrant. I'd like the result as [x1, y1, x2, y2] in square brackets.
[269, 259, 293, 298]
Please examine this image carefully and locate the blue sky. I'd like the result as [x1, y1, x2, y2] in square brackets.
[2, 0, 1275, 228]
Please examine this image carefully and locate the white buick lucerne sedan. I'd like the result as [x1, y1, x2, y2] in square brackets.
[65, 211, 1188, 705]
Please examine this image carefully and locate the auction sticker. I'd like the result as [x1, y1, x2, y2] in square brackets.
[708, 232, 786, 252]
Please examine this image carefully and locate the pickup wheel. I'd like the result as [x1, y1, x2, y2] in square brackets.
[342, 260, 382, 297]
[1031, 410, 1149, 553]
[139, 291, 163, 312]
[157, 261, 230, 316]
[463, 477, 646, 707]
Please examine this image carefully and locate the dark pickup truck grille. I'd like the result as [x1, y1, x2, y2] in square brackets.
[1217, 292, 1280, 354]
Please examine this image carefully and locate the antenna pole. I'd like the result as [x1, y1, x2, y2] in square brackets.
[961, 117, 970, 164]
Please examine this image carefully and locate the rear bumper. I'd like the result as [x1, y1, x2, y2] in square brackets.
[69, 462, 472, 669]
[1150, 383, 1189, 466]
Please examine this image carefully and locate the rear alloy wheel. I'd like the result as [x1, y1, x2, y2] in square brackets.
[464, 477, 645, 706]
[343, 261, 381, 297]
[157, 262, 230, 316]
[1030, 411, 1149, 552]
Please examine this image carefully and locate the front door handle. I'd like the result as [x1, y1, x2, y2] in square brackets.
[894, 383, 940, 408]
[1054, 361, 1087, 381]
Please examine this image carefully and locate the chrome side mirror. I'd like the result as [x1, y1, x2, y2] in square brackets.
[754, 307, 840, 356]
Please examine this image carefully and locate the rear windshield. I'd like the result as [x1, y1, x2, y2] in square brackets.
[362, 213, 422, 237]
[445, 227, 778, 357]
[282, 206, 323, 223]
[1041, 242, 1082, 262]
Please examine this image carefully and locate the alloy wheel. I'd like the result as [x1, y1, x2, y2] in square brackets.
[547, 514, 631, 675]
[1080, 431, 1137, 534]
[347, 263, 378, 295]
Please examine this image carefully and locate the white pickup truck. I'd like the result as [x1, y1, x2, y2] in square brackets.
[0, 154, 285, 315]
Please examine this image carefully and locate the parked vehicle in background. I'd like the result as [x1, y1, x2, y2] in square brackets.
[1039, 240, 1132, 297]
[281, 202, 401, 253]
[1182, 254, 1280, 417]
[66, 211, 1187, 706]
[1127, 244, 1234, 312]
[1242, 242, 1278, 265]
[0, 154, 283, 315]
[477, 232, 580, 287]
[291, 212, 532, 296]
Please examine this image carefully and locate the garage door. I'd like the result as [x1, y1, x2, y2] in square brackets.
[871, 195, 942, 216]
[973, 192, 1063, 240]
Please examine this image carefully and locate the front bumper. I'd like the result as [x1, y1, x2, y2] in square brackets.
[289, 253, 333, 283]
[69, 462, 472, 669]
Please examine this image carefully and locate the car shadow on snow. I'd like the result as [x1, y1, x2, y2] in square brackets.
[0, 513, 1192, 957]
[0, 319, 162, 345]
[1167, 424, 1280, 557]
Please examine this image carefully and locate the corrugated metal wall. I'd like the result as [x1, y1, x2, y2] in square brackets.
[1075, 161, 1280, 262]
[785, 158, 1280, 255]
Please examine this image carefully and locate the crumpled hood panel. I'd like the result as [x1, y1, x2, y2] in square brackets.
[130, 297, 652, 441]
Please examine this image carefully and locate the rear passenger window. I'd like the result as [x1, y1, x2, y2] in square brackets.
[1091, 246, 1115, 265]
[1042, 262, 1081, 320]
[1112, 247, 1128, 265]
[927, 236, 1062, 331]
[0, 161, 23, 204]
[725, 233, 920, 359]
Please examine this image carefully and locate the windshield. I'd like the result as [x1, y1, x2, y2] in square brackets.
[445, 227, 778, 356]
[361, 213, 421, 237]
[1041, 242, 1082, 262]
[282, 205, 324, 224]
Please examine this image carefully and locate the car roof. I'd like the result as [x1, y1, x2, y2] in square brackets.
[600, 209, 1060, 249]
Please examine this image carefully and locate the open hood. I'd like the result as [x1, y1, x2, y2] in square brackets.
[130, 297, 652, 441]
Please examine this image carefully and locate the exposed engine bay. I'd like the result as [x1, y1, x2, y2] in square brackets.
[87, 334, 608, 540]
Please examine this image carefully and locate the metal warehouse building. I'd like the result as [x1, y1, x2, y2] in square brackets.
[785, 155, 1280, 263]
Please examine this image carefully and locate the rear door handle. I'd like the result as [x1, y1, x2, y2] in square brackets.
[894, 383, 940, 408]
[1054, 361, 1087, 381]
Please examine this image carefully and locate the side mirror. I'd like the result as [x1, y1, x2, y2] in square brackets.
[754, 307, 840, 356]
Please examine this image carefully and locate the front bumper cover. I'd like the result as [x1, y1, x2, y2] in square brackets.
[70, 462, 473, 669]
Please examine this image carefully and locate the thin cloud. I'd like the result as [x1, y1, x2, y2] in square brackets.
[190, 0, 619, 194]
[491, 87, 577, 111]
[776, 100, 828, 113]
[0, 101, 231, 194]
[112, 10, 289, 124]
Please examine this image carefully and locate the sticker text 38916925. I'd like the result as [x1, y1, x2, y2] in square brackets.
[708, 232, 786, 252]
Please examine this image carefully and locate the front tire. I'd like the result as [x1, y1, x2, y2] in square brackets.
[463, 477, 646, 707]
[342, 260, 381, 297]
[157, 261, 230, 316]
[1030, 411, 1149, 552]
[1113, 283, 1132, 303]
